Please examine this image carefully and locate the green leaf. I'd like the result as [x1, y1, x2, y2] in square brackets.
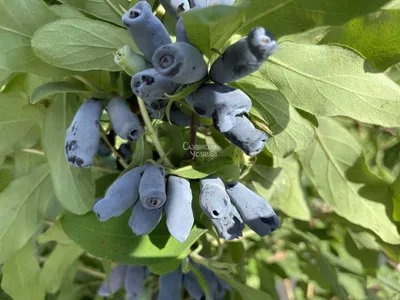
[42, 94, 94, 215]
[59, 0, 128, 26]
[32, 18, 135, 71]
[249, 156, 311, 221]
[61, 211, 207, 265]
[148, 259, 182, 275]
[298, 118, 400, 244]
[265, 42, 400, 127]
[234, 79, 315, 158]
[39, 243, 84, 293]
[392, 174, 400, 222]
[0, 169, 13, 193]
[31, 81, 89, 104]
[1, 242, 45, 300]
[168, 156, 234, 179]
[189, 264, 210, 299]
[313, 251, 348, 300]
[0, 0, 73, 81]
[0, 163, 53, 263]
[2, 73, 53, 98]
[129, 136, 153, 167]
[13, 150, 47, 178]
[37, 219, 71, 245]
[321, 10, 400, 70]
[235, 0, 391, 38]
[182, 5, 244, 57]
[50, 3, 87, 19]
[197, 261, 275, 300]
[0, 93, 41, 155]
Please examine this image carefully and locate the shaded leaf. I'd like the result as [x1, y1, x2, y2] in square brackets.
[265, 43, 400, 127]
[62, 211, 207, 265]
[1, 242, 45, 300]
[32, 18, 135, 71]
[298, 118, 400, 244]
[31, 81, 89, 104]
[42, 94, 94, 215]
[0, 163, 53, 263]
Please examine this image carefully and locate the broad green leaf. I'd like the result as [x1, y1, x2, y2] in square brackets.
[129, 136, 153, 167]
[59, 0, 128, 25]
[235, 79, 315, 157]
[265, 42, 400, 127]
[313, 251, 348, 300]
[37, 219, 71, 245]
[182, 5, 244, 57]
[42, 94, 94, 215]
[13, 150, 47, 178]
[0, 0, 73, 81]
[62, 211, 207, 265]
[2, 73, 53, 98]
[298, 118, 400, 244]
[0, 163, 53, 263]
[392, 174, 400, 222]
[384, 0, 400, 10]
[50, 4, 88, 19]
[31, 81, 89, 104]
[148, 259, 182, 275]
[321, 10, 400, 70]
[168, 156, 234, 179]
[249, 156, 311, 221]
[0, 93, 41, 154]
[32, 18, 135, 71]
[39, 243, 84, 293]
[1, 242, 45, 300]
[279, 26, 331, 44]
[235, 0, 391, 38]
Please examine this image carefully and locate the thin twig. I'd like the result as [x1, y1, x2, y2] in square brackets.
[78, 264, 106, 280]
[22, 148, 45, 156]
[188, 113, 198, 160]
[99, 127, 129, 169]
[137, 97, 174, 168]
[73, 75, 103, 92]
[105, 0, 124, 17]
[283, 278, 294, 300]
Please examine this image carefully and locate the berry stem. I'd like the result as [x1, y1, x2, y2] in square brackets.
[188, 112, 198, 160]
[99, 127, 129, 169]
[137, 97, 174, 168]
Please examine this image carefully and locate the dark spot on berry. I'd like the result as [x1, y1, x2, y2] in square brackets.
[226, 182, 237, 188]
[192, 66, 196, 70]
[149, 199, 159, 206]
[141, 75, 154, 86]
[212, 210, 219, 216]
[95, 120, 100, 128]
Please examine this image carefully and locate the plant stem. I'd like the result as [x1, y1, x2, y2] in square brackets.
[188, 113, 198, 160]
[137, 97, 174, 168]
[105, 0, 124, 16]
[78, 264, 106, 280]
[99, 127, 129, 169]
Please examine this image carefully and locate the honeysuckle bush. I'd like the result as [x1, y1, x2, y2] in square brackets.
[0, 0, 400, 299]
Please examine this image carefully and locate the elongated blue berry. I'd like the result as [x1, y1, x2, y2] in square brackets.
[185, 84, 251, 132]
[107, 97, 144, 142]
[183, 271, 204, 300]
[210, 27, 278, 83]
[124, 266, 146, 300]
[98, 264, 128, 296]
[118, 142, 133, 162]
[157, 267, 183, 300]
[131, 68, 178, 106]
[161, 0, 190, 19]
[199, 177, 231, 219]
[226, 181, 280, 236]
[152, 42, 207, 84]
[165, 176, 194, 242]
[129, 200, 163, 235]
[122, 1, 172, 61]
[210, 204, 244, 240]
[93, 165, 149, 221]
[65, 98, 103, 168]
[221, 115, 267, 156]
[139, 164, 167, 209]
